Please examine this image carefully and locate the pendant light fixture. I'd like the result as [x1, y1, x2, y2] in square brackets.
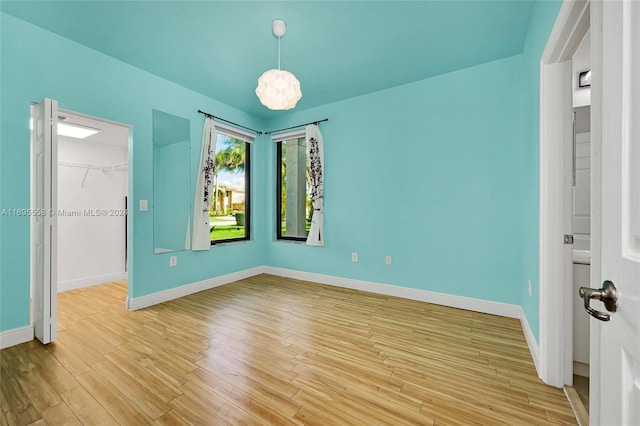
[255, 19, 302, 110]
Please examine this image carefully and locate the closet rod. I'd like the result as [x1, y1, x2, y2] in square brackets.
[58, 160, 128, 171]
[197, 110, 263, 135]
[264, 118, 328, 135]
[103, 162, 128, 171]
[58, 161, 102, 170]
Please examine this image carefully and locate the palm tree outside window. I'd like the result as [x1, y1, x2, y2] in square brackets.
[210, 133, 251, 243]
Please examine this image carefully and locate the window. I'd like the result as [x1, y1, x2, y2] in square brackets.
[210, 129, 251, 244]
[276, 137, 311, 240]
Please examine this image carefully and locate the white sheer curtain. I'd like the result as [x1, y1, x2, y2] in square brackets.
[192, 117, 217, 251]
[305, 124, 324, 246]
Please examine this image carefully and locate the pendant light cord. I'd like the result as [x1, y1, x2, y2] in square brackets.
[278, 36, 281, 70]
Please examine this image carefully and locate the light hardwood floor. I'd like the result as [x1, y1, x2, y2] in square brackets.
[1, 274, 577, 425]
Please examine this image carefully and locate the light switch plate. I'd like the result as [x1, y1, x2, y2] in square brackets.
[139, 199, 148, 211]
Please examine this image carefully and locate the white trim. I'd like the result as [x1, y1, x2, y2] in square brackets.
[264, 266, 539, 365]
[540, 0, 591, 388]
[0, 326, 34, 350]
[263, 266, 522, 318]
[58, 272, 127, 293]
[126, 266, 266, 310]
[573, 361, 589, 377]
[214, 121, 256, 143]
[127, 264, 524, 317]
[539, 59, 573, 389]
[121, 264, 538, 368]
[542, 0, 590, 64]
[520, 308, 540, 372]
[271, 129, 305, 143]
[59, 108, 132, 131]
[587, 1, 602, 421]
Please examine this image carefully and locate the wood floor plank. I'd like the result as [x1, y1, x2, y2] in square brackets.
[75, 371, 152, 425]
[40, 402, 82, 425]
[25, 343, 78, 395]
[167, 379, 226, 424]
[56, 328, 105, 365]
[1, 404, 40, 426]
[213, 402, 266, 426]
[196, 352, 300, 398]
[293, 389, 385, 426]
[1, 346, 62, 413]
[116, 340, 193, 388]
[153, 409, 193, 426]
[1, 350, 35, 418]
[104, 350, 183, 403]
[187, 366, 303, 423]
[91, 359, 172, 420]
[166, 395, 218, 425]
[1, 275, 577, 425]
[59, 385, 119, 426]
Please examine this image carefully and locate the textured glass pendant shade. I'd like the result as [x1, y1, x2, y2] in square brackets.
[255, 69, 302, 110]
[256, 19, 302, 110]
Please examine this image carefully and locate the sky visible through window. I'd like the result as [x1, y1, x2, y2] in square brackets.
[216, 133, 244, 189]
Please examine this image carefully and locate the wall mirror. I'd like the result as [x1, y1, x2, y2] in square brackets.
[152, 109, 191, 253]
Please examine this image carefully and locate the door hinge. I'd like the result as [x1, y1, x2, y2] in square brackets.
[564, 234, 574, 244]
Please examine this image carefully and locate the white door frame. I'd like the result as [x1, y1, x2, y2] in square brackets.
[586, 1, 602, 422]
[539, 0, 591, 389]
[31, 98, 59, 344]
[30, 103, 132, 344]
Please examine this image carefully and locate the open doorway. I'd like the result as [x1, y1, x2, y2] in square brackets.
[30, 102, 130, 343]
[56, 110, 129, 292]
[569, 28, 592, 421]
[538, 0, 593, 424]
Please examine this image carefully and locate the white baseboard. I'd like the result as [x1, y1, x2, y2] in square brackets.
[519, 308, 540, 373]
[123, 264, 540, 373]
[262, 266, 522, 318]
[573, 361, 589, 377]
[263, 267, 540, 376]
[3, 265, 541, 368]
[126, 266, 266, 310]
[58, 272, 127, 293]
[127, 265, 523, 319]
[0, 326, 34, 350]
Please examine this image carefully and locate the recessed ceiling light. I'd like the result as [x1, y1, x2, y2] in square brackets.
[30, 118, 100, 139]
[57, 122, 99, 139]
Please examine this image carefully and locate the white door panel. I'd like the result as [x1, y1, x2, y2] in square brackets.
[31, 98, 57, 344]
[588, 1, 640, 424]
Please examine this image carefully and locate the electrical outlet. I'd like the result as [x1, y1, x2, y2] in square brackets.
[352, 252, 358, 262]
[528, 279, 532, 296]
[385, 255, 392, 265]
[170, 256, 177, 267]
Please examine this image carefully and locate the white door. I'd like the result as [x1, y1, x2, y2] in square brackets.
[31, 98, 58, 344]
[584, 1, 640, 424]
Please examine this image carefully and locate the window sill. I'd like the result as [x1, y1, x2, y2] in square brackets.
[272, 239, 307, 245]
[211, 239, 254, 247]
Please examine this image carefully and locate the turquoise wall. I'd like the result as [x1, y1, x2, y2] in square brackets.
[520, 0, 563, 342]
[1, 4, 561, 339]
[263, 55, 525, 304]
[0, 14, 267, 332]
[153, 140, 190, 252]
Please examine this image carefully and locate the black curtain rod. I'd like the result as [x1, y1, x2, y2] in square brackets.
[264, 118, 328, 135]
[197, 110, 263, 135]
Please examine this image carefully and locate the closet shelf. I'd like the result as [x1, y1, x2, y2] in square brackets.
[58, 161, 128, 172]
